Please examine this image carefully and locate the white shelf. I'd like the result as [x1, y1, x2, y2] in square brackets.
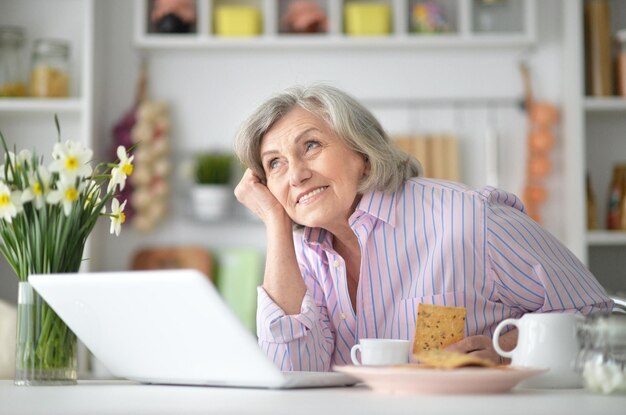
[587, 231, 626, 246]
[134, 0, 536, 49]
[134, 33, 533, 49]
[0, 98, 83, 114]
[584, 97, 626, 112]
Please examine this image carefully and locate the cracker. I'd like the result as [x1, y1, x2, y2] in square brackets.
[412, 303, 466, 354]
[413, 350, 494, 369]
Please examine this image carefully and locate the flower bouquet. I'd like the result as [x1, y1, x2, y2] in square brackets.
[0, 117, 133, 385]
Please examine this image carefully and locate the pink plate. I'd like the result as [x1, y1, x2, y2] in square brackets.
[333, 365, 548, 395]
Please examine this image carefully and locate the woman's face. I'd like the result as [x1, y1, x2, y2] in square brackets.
[260, 106, 368, 231]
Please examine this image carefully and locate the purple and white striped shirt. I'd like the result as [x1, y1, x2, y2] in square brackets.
[256, 177, 612, 371]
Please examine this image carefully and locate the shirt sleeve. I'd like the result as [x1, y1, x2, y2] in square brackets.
[255, 254, 336, 372]
[481, 187, 613, 315]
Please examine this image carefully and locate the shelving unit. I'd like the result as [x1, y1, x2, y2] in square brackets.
[0, 0, 95, 297]
[563, 0, 626, 294]
[134, 0, 536, 48]
[0, 0, 94, 147]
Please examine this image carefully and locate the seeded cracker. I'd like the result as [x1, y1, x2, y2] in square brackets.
[412, 303, 466, 354]
[412, 350, 494, 368]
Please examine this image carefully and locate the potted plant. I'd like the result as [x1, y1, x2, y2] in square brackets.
[191, 152, 233, 220]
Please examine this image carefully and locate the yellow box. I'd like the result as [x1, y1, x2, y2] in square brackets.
[214, 6, 262, 37]
[344, 3, 391, 36]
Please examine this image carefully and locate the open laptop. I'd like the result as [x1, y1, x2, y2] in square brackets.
[28, 269, 357, 389]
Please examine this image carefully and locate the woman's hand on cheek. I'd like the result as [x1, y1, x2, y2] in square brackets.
[234, 169, 288, 224]
[444, 335, 503, 365]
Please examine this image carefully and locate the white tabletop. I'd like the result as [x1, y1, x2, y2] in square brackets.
[1, 380, 625, 415]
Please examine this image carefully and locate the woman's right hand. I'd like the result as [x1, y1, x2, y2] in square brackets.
[234, 168, 289, 224]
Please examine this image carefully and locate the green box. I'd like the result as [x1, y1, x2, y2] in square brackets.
[213, 249, 263, 333]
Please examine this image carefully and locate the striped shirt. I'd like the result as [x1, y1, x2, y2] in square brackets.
[256, 177, 612, 371]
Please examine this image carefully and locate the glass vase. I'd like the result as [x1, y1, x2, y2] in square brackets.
[14, 281, 77, 385]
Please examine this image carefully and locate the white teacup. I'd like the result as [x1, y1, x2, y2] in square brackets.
[492, 313, 583, 388]
[350, 339, 410, 366]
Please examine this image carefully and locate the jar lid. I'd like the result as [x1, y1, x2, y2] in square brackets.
[581, 314, 626, 347]
[32, 38, 69, 57]
[0, 26, 25, 46]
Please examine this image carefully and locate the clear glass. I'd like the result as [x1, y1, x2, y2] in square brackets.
[0, 26, 27, 97]
[472, 0, 524, 34]
[14, 282, 77, 386]
[576, 313, 626, 395]
[29, 39, 70, 98]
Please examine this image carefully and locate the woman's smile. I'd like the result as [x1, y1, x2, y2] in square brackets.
[297, 186, 328, 205]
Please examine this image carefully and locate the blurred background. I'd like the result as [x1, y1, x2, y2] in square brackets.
[1, 0, 626, 375]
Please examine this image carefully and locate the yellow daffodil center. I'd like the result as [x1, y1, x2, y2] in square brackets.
[0, 194, 10, 206]
[122, 162, 133, 176]
[65, 156, 79, 171]
[118, 212, 126, 224]
[65, 188, 79, 202]
[33, 182, 42, 195]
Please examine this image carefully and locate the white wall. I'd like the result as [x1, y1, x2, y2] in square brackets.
[88, 0, 567, 273]
[0, 0, 568, 301]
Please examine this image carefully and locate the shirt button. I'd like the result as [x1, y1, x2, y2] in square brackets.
[333, 260, 340, 268]
[340, 313, 347, 320]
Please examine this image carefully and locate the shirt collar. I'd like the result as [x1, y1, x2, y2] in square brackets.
[352, 188, 398, 227]
[301, 187, 399, 247]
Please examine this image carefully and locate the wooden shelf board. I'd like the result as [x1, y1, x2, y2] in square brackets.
[587, 230, 626, 246]
[584, 97, 626, 112]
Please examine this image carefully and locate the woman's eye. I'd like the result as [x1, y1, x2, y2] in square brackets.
[305, 141, 320, 151]
[268, 159, 280, 170]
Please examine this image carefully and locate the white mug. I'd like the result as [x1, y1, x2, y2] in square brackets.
[492, 313, 583, 388]
[350, 339, 410, 366]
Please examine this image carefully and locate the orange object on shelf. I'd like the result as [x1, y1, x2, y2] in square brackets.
[529, 128, 555, 153]
[524, 184, 548, 205]
[131, 245, 213, 279]
[528, 156, 552, 178]
[519, 62, 559, 224]
[530, 103, 559, 127]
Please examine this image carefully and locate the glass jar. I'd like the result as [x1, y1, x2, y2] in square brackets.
[0, 26, 27, 97]
[29, 39, 70, 98]
[576, 313, 626, 395]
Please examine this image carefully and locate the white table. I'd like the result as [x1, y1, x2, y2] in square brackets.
[0, 380, 624, 415]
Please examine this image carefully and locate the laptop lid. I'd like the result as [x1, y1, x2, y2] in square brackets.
[28, 269, 350, 388]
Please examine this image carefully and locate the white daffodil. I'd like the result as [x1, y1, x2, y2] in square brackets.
[0, 182, 23, 223]
[109, 198, 127, 236]
[107, 146, 134, 192]
[83, 179, 105, 214]
[46, 178, 84, 216]
[48, 140, 93, 181]
[0, 149, 32, 181]
[21, 166, 51, 209]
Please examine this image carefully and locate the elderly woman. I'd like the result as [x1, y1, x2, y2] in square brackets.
[234, 84, 612, 371]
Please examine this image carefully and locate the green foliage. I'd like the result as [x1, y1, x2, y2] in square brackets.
[194, 153, 233, 185]
[0, 122, 127, 281]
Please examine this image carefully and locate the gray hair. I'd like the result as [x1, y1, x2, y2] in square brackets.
[234, 84, 421, 193]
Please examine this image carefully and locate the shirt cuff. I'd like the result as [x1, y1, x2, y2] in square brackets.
[256, 286, 319, 343]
